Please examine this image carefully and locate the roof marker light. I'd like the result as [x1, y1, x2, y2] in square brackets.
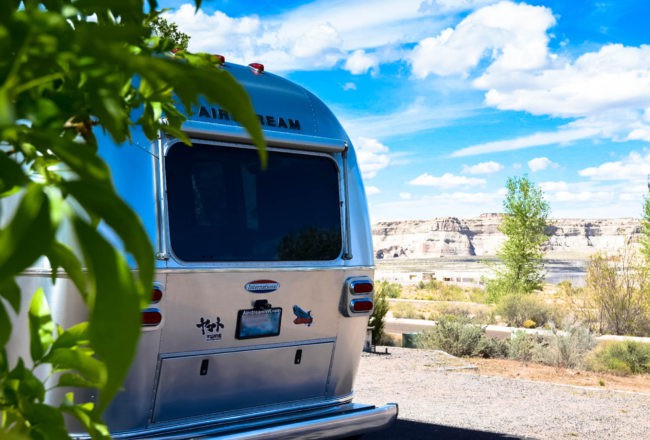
[248, 62, 264, 75]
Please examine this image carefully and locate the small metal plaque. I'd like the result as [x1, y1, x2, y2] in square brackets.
[235, 307, 282, 339]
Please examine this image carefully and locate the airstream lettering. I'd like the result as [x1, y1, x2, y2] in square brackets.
[8, 61, 397, 438]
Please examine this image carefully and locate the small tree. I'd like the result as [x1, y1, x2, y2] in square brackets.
[487, 176, 550, 301]
[640, 194, 650, 265]
[582, 250, 650, 336]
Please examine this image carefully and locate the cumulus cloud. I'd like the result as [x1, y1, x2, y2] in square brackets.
[163, 0, 483, 72]
[365, 186, 381, 196]
[353, 136, 391, 179]
[343, 82, 357, 91]
[408, 2, 650, 156]
[409, 172, 486, 188]
[462, 160, 503, 174]
[345, 50, 379, 74]
[539, 181, 569, 192]
[400, 192, 413, 200]
[410, 1, 555, 78]
[578, 151, 650, 181]
[528, 157, 558, 172]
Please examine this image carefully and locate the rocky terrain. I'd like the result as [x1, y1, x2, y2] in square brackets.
[373, 213, 642, 259]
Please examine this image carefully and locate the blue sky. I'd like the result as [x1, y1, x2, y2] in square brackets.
[160, 0, 650, 221]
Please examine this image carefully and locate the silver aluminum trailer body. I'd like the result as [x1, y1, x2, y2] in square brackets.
[5, 62, 397, 438]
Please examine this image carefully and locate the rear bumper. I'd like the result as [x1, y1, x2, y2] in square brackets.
[109, 402, 397, 439]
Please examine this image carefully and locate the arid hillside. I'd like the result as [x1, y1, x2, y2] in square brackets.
[373, 213, 642, 259]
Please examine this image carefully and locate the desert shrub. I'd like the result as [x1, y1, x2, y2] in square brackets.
[588, 341, 650, 375]
[391, 302, 427, 320]
[376, 280, 402, 298]
[475, 336, 509, 359]
[414, 279, 486, 302]
[496, 293, 552, 328]
[580, 250, 650, 336]
[536, 324, 595, 369]
[416, 316, 486, 357]
[426, 303, 495, 325]
[508, 331, 545, 363]
[369, 284, 390, 344]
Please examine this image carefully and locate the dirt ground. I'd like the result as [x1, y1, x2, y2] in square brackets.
[464, 357, 650, 394]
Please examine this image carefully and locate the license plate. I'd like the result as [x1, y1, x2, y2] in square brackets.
[235, 307, 282, 339]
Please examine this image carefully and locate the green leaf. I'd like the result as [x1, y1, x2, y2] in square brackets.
[51, 322, 89, 350]
[0, 150, 28, 196]
[28, 288, 55, 362]
[0, 277, 20, 313]
[64, 180, 154, 305]
[0, 300, 10, 347]
[46, 241, 88, 300]
[8, 359, 46, 402]
[22, 402, 69, 440]
[72, 218, 141, 413]
[43, 347, 106, 388]
[0, 184, 56, 281]
[56, 372, 100, 389]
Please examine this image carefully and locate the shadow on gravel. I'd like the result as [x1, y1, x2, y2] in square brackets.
[364, 419, 533, 440]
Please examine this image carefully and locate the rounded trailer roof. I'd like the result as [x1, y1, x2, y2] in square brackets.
[183, 62, 350, 152]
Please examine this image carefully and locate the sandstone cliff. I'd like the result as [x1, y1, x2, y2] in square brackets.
[372, 214, 642, 259]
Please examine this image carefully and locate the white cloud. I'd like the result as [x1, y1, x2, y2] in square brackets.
[409, 172, 486, 188]
[410, 1, 555, 78]
[164, 0, 487, 72]
[345, 50, 379, 74]
[579, 151, 650, 182]
[528, 157, 558, 172]
[462, 160, 503, 174]
[343, 98, 476, 140]
[550, 191, 613, 203]
[451, 127, 599, 157]
[343, 82, 357, 91]
[400, 192, 413, 200]
[353, 136, 391, 179]
[365, 186, 381, 196]
[539, 181, 569, 192]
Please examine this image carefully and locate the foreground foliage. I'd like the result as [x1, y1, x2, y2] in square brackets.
[1, 1, 263, 437]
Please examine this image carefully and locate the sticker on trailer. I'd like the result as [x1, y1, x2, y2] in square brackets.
[195, 317, 224, 341]
[292, 305, 314, 327]
[244, 280, 280, 294]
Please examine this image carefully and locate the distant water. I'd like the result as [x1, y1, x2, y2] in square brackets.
[376, 257, 589, 287]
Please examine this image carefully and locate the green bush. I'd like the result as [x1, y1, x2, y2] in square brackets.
[496, 293, 552, 328]
[588, 341, 650, 375]
[415, 317, 487, 357]
[369, 284, 390, 344]
[537, 325, 595, 369]
[376, 280, 402, 298]
[508, 331, 545, 363]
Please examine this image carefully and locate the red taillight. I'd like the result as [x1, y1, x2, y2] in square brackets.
[141, 309, 162, 326]
[213, 54, 225, 65]
[351, 280, 373, 294]
[350, 298, 374, 313]
[152, 287, 163, 303]
[248, 62, 264, 74]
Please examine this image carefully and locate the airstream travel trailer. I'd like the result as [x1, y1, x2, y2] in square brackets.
[7, 61, 397, 438]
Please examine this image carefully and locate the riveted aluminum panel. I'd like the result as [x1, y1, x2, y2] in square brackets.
[153, 342, 334, 422]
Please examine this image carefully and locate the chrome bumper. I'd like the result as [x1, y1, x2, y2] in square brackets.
[109, 402, 397, 439]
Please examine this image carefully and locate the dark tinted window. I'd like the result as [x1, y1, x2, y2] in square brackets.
[165, 143, 342, 261]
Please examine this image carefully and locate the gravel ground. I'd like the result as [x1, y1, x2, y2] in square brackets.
[353, 347, 650, 439]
